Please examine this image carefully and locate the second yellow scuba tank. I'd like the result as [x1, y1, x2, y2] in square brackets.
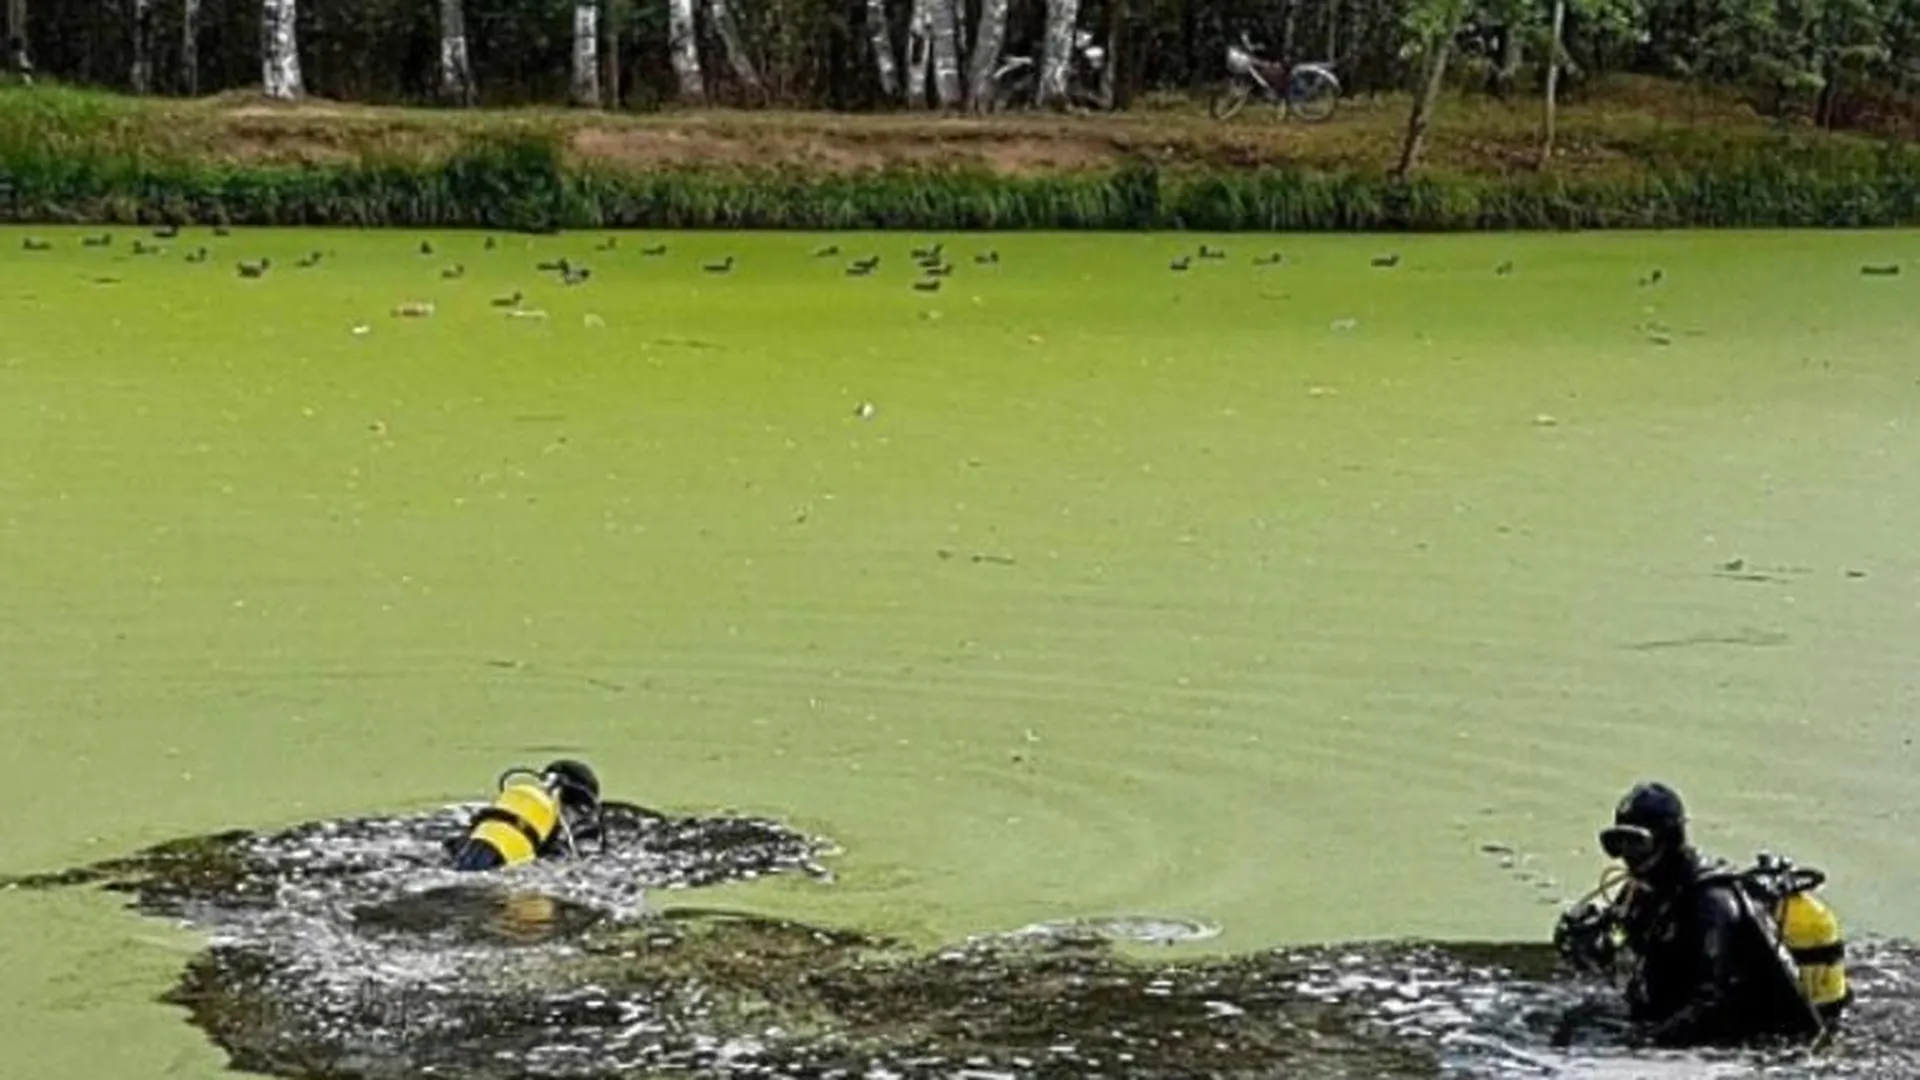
[450, 760, 605, 872]
[1749, 855, 1849, 1017]
[465, 770, 564, 868]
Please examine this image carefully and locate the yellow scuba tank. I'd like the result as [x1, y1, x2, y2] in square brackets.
[1750, 854, 1849, 1018]
[464, 769, 563, 868]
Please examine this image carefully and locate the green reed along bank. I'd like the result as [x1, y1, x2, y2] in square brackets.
[3, 85, 1918, 231]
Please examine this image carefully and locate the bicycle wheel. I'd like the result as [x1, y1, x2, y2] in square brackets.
[1209, 80, 1253, 121]
[1286, 67, 1341, 123]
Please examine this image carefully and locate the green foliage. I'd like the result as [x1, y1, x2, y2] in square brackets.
[2, 122, 1918, 230]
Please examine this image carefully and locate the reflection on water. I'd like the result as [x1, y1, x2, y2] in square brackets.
[9, 808, 1920, 1079]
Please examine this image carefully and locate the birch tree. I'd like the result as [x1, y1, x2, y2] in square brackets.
[866, 0, 902, 98]
[930, 0, 964, 106]
[905, 0, 933, 105]
[668, 0, 706, 101]
[571, 0, 601, 106]
[439, 0, 477, 105]
[1394, 0, 1469, 176]
[182, 0, 200, 94]
[260, 0, 304, 100]
[966, 0, 1011, 109]
[1037, 0, 1082, 107]
[1539, 0, 1568, 163]
[131, 0, 153, 93]
[706, 0, 767, 97]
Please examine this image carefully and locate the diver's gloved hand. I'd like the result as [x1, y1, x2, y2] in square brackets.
[1554, 902, 1621, 974]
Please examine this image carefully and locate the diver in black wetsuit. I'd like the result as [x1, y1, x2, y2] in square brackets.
[1556, 782, 1836, 1047]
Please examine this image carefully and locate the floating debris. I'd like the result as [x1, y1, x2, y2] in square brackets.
[1861, 264, 1902, 277]
[392, 301, 436, 318]
[1372, 253, 1401, 268]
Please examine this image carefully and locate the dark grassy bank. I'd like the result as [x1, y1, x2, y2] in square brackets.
[3, 83, 1918, 230]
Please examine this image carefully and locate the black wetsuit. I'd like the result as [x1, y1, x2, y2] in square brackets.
[1617, 847, 1824, 1046]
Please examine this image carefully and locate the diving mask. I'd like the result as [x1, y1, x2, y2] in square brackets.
[1599, 823, 1658, 862]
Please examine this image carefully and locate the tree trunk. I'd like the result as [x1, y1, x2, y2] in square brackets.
[668, 0, 705, 101]
[131, 0, 152, 93]
[1325, 0, 1338, 61]
[1100, 0, 1125, 108]
[438, 0, 477, 105]
[706, 0, 766, 98]
[929, 0, 962, 106]
[867, 0, 902, 99]
[570, 0, 601, 106]
[182, 0, 200, 95]
[605, 0, 623, 108]
[1396, 30, 1455, 177]
[1538, 0, 1565, 166]
[259, 0, 304, 100]
[1038, 0, 1082, 107]
[965, 0, 1007, 110]
[904, 0, 932, 106]
[1485, 24, 1520, 98]
[4, 0, 26, 82]
[1278, 0, 1297, 62]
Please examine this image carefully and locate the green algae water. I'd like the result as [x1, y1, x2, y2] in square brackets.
[3, 227, 1920, 1077]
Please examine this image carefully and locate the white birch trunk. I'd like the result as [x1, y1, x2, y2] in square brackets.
[438, 0, 476, 105]
[1539, 0, 1566, 165]
[260, 0, 304, 101]
[705, 0, 766, 96]
[865, 0, 901, 98]
[131, 0, 152, 93]
[668, 0, 706, 101]
[1037, 0, 1080, 108]
[965, 0, 1008, 110]
[183, 0, 201, 95]
[572, 0, 601, 106]
[929, 0, 962, 107]
[904, 0, 931, 106]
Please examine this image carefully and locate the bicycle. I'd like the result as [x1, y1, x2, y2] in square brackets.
[1208, 33, 1340, 123]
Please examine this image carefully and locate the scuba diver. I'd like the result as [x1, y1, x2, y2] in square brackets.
[447, 759, 608, 871]
[1554, 781, 1850, 1047]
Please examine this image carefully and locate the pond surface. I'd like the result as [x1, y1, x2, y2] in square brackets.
[2, 227, 1917, 1078]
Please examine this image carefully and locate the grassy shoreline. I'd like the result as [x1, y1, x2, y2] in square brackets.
[3, 81, 1917, 230]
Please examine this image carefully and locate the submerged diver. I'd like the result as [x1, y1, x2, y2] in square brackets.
[447, 759, 607, 871]
[1554, 781, 1850, 1047]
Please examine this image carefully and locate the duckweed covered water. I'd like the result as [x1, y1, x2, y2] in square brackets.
[3, 227, 1920, 1078]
